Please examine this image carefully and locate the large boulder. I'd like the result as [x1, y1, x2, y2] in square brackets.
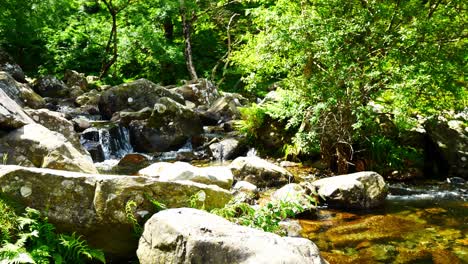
[63, 69, 88, 91]
[172, 79, 219, 106]
[310, 171, 388, 209]
[0, 49, 26, 83]
[0, 89, 34, 130]
[0, 165, 232, 260]
[33, 75, 71, 98]
[129, 97, 203, 152]
[229, 156, 293, 188]
[25, 108, 86, 154]
[209, 138, 247, 161]
[139, 162, 233, 189]
[137, 208, 328, 264]
[424, 115, 468, 178]
[271, 183, 317, 215]
[0, 72, 45, 109]
[201, 93, 244, 123]
[99, 79, 184, 119]
[0, 123, 97, 173]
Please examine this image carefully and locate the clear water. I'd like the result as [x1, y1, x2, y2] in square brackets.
[300, 181, 468, 264]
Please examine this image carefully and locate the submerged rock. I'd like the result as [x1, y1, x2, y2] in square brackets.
[311, 171, 388, 209]
[229, 156, 293, 188]
[137, 208, 328, 264]
[0, 165, 232, 260]
[0, 123, 97, 173]
[139, 161, 233, 189]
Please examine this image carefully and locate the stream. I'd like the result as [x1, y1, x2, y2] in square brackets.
[300, 180, 468, 263]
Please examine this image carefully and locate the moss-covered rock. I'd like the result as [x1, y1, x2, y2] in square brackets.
[98, 79, 184, 119]
[0, 71, 45, 109]
[0, 165, 232, 260]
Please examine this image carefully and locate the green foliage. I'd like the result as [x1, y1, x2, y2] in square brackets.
[0, 204, 105, 264]
[212, 194, 317, 235]
[188, 191, 206, 210]
[125, 200, 143, 237]
[235, 104, 267, 142]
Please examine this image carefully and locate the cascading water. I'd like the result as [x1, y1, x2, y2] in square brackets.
[80, 124, 133, 162]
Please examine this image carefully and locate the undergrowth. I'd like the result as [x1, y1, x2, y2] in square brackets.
[0, 197, 105, 264]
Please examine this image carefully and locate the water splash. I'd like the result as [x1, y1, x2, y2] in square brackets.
[246, 148, 257, 157]
[81, 125, 133, 161]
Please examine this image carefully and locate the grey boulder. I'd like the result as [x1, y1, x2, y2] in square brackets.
[137, 208, 328, 264]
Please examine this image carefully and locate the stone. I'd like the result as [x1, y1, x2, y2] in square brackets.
[137, 208, 328, 264]
[33, 75, 71, 98]
[271, 183, 317, 215]
[0, 71, 45, 109]
[139, 162, 233, 189]
[172, 79, 219, 106]
[0, 49, 26, 83]
[98, 79, 184, 119]
[199, 93, 246, 125]
[0, 165, 232, 260]
[0, 89, 34, 130]
[424, 116, 468, 178]
[231, 181, 258, 204]
[24, 108, 86, 154]
[64, 69, 88, 91]
[114, 107, 153, 126]
[209, 138, 247, 161]
[75, 89, 101, 106]
[0, 123, 97, 173]
[129, 97, 203, 152]
[229, 156, 293, 188]
[310, 171, 388, 209]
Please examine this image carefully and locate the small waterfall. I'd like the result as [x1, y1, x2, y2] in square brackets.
[246, 148, 258, 157]
[81, 124, 133, 162]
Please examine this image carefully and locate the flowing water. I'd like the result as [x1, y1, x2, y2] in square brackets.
[300, 180, 468, 264]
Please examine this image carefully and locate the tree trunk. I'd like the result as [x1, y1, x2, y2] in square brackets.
[100, 11, 118, 79]
[181, 10, 198, 80]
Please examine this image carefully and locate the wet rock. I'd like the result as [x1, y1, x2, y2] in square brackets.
[80, 125, 133, 162]
[0, 49, 26, 83]
[137, 208, 328, 264]
[115, 153, 152, 175]
[0, 123, 97, 173]
[129, 97, 203, 153]
[229, 156, 293, 188]
[311, 171, 388, 209]
[138, 162, 233, 189]
[0, 71, 45, 109]
[0, 89, 34, 130]
[209, 138, 247, 161]
[0, 165, 232, 260]
[98, 79, 184, 119]
[33, 75, 71, 98]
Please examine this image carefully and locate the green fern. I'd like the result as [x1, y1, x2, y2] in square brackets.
[125, 200, 143, 237]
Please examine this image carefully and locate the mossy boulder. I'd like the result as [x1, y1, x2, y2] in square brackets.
[0, 165, 232, 260]
[98, 79, 184, 119]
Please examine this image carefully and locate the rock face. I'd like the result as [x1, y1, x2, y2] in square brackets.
[98, 79, 184, 119]
[137, 208, 328, 264]
[209, 138, 247, 161]
[0, 166, 232, 259]
[229, 156, 293, 188]
[424, 116, 468, 178]
[139, 162, 233, 189]
[0, 123, 97, 173]
[129, 97, 203, 152]
[0, 89, 34, 130]
[0, 71, 45, 109]
[33, 75, 71, 98]
[311, 171, 388, 209]
[0, 49, 26, 83]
